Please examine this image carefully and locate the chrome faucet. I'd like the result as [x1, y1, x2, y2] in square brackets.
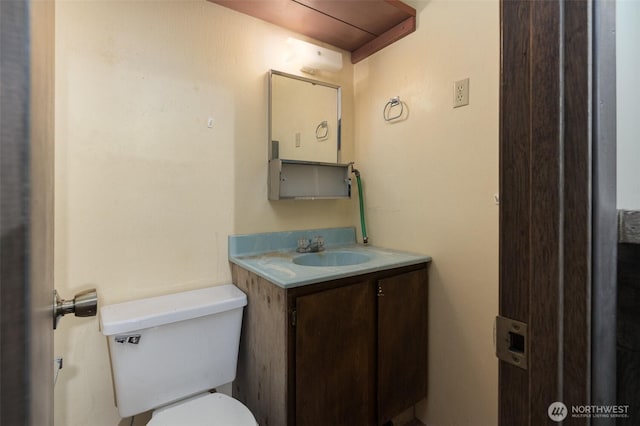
[296, 236, 325, 253]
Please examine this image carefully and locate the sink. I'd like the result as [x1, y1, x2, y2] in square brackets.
[293, 251, 371, 267]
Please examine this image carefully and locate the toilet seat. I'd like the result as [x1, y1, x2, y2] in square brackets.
[147, 393, 257, 426]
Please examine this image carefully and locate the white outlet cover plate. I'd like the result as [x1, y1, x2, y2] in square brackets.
[454, 78, 470, 108]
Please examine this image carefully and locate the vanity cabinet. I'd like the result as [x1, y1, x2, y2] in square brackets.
[295, 280, 376, 425]
[377, 270, 429, 422]
[231, 263, 429, 426]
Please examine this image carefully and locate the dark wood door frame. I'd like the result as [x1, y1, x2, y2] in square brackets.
[1, 0, 56, 424]
[499, 0, 617, 424]
[591, 0, 617, 415]
[1, 0, 32, 421]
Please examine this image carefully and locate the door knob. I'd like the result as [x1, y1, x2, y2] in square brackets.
[53, 289, 98, 329]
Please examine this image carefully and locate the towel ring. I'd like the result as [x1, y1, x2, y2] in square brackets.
[315, 121, 329, 140]
[383, 96, 403, 122]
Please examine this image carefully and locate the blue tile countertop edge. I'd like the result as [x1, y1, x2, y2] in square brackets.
[228, 227, 432, 289]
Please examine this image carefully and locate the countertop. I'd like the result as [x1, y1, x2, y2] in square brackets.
[228, 227, 431, 289]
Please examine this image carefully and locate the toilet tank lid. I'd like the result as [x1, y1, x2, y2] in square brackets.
[100, 284, 247, 336]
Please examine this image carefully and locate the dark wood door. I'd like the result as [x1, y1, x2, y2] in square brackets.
[0, 0, 56, 424]
[377, 269, 428, 424]
[499, 0, 617, 424]
[295, 281, 376, 426]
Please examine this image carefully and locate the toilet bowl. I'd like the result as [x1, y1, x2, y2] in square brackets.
[148, 392, 256, 426]
[100, 285, 256, 425]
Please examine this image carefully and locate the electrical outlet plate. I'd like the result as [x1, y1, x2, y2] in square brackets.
[453, 78, 470, 108]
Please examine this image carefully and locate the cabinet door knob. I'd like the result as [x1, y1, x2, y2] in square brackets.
[377, 285, 384, 297]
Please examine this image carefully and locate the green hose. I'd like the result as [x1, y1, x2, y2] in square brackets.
[352, 168, 368, 244]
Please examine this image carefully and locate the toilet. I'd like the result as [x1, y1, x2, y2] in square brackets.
[100, 284, 257, 425]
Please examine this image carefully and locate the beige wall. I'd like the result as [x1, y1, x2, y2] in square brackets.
[353, 1, 499, 424]
[53, 1, 354, 424]
[54, 0, 498, 425]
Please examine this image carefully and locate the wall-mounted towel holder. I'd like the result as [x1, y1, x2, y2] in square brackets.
[383, 96, 405, 122]
[315, 121, 329, 140]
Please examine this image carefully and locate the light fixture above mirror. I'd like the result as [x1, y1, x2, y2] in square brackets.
[286, 38, 343, 74]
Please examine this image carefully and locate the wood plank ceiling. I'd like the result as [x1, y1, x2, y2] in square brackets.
[208, 0, 416, 63]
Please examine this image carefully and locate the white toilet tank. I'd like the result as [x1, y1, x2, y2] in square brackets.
[100, 285, 247, 418]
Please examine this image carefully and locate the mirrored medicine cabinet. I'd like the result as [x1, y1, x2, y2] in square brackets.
[269, 70, 341, 163]
[268, 70, 351, 200]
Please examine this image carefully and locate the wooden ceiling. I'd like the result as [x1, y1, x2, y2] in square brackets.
[208, 0, 416, 63]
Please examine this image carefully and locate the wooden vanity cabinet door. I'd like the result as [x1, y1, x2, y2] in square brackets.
[377, 268, 429, 423]
[295, 281, 376, 426]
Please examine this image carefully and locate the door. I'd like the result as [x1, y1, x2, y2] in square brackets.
[0, 0, 56, 424]
[377, 269, 428, 424]
[499, 0, 617, 424]
[295, 281, 376, 426]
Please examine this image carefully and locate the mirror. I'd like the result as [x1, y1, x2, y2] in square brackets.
[269, 70, 341, 163]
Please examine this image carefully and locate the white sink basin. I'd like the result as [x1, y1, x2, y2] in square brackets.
[292, 251, 371, 267]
